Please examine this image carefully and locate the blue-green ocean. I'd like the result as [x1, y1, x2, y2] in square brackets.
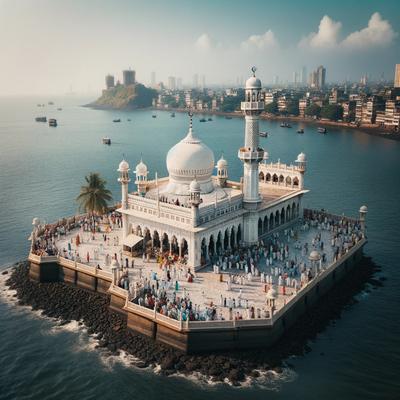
[0, 96, 399, 399]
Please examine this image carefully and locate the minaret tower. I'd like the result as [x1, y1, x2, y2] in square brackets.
[295, 152, 307, 189]
[118, 159, 130, 210]
[134, 158, 148, 196]
[189, 177, 202, 227]
[118, 159, 130, 242]
[239, 67, 265, 209]
[216, 154, 228, 187]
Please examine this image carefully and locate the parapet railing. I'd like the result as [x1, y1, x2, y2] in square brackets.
[28, 252, 113, 282]
[303, 208, 360, 224]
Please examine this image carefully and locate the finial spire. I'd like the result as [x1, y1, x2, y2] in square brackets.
[251, 66, 257, 77]
[188, 110, 193, 131]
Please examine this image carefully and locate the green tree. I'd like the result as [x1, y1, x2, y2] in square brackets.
[321, 104, 343, 121]
[305, 104, 321, 118]
[76, 173, 113, 216]
[265, 101, 278, 115]
[286, 100, 299, 116]
[220, 96, 241, 112]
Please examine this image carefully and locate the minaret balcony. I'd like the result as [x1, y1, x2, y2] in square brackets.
[238, 147, 264, 161]
[240, 101, 265, 111]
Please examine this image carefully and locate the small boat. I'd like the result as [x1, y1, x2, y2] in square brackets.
[48, 101, 54, 105]
[113, 118, 121, 123]
[37, 104, 42, 107]
[318, 127, 327, 134]
[102, 137, 111, 145]
[280, 122, 291, 128]
[57, 108, 62, 111]
[152, 114, 157, 118]
[297, 128, 304, 134]
[48, 118, 57, 127]
[171, 112, 175, 117]
[225, 116, 232, 120]
[199, 118, 206, 122]
[208, 118, 212, 121]
[35, 116, 47, 122]
[259, 131, 268, 137]
[127, 118, 131, 121]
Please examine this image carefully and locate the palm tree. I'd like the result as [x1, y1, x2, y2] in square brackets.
[76, 173, 113, 216]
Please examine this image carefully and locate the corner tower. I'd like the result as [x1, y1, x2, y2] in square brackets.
[239, 67, 265, 209]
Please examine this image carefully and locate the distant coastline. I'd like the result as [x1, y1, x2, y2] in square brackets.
[152, 106, 400, 142]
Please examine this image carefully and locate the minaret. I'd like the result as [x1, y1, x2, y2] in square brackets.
[295, 152, 307, 189]
[189, 177, 202, 227]
[134, 158, 148, 196]
[216, 154, 228, 187]
[359, 205, 368, 236]
[117, 159, 130, 209]
[239, 67, 265, 209]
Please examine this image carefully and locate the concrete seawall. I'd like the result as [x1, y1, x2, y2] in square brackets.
[28, 238, 366, 354]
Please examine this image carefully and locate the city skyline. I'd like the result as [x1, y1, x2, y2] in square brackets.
[1, 0, 399, 95]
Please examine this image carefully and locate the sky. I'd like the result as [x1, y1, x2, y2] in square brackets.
[0, 0, 399, 95]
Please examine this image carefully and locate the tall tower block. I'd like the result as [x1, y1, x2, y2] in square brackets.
[238, 67, 265, 209]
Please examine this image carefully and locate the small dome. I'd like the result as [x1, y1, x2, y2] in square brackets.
[296, 152, 306, 163]
[135, 159, 148, 175]
[118, 159, 129, 172]
[216, 155, 228, 169]
[245, 76, 261, 89]
[32, 217, 40, 226]
[359, 205, 368, 213]
[309, 250, 321, 261]
[189, 178, 201, 192]
[263, 151, 269, 161]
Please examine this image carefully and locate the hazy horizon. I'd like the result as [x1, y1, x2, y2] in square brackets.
[1, 0, 399, 96]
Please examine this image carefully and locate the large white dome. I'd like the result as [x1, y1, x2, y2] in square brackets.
[166, 127, 215, 195]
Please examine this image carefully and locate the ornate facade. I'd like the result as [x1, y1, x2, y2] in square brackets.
[117, 69, 308, 270]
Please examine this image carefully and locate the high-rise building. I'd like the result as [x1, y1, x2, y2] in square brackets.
[168, 76, 176, 90]
[123, 69, 135, 86]
[201, 75, 206, 90]
[105, 74, 115, 89]
[151, 71, 156, 87]
[394, 64, 400, 88]
[300, 66, 307, 85]
[317, 65, 326, 88]
[193, 74, 199, 89]
[177, 77, 182, 90]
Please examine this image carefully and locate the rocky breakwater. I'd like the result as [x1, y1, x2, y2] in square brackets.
[4, 258, 383, 386]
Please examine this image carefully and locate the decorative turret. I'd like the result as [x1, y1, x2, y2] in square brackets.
[359, 205, 368, 235]
[117, 159, 130, 209]
[239, 67, 265, 209]
[134, 158, 148, 196]
[295, 152, 307, 189]
[216, 154, 228, 187]
[189, 177, 202, 227]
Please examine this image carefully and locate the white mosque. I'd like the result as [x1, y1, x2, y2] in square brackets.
[117, 68, 308, 270]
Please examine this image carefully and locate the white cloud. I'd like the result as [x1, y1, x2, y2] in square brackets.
[241, 30, 278, 50]
[299, 13, 397, 51]
[299, 15, 341, 49]
[195, 33, 214, 51]
[342, 12, 397, 49]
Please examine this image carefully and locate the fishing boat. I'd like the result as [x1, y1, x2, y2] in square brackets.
[113, 118, 121, 123]
[152, 114, 157, 118]
[48, 118, 57, 127]
[225, 116, 232, 120]
[102, 137, 111, 145]
[318, 127, 327, 134]
[48, 101, 54, 105]
[127, 118, 131, 121]
[199, 118, 206, 122]
[208, 118, 212, 121]
[35, 116, 47, 122]
[171, 112, 175, 117]
[280, 122, 292, 128]
[259, 131, 268, 137]
[297, 128, 304, 134]
[57, 108, 62, 111]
